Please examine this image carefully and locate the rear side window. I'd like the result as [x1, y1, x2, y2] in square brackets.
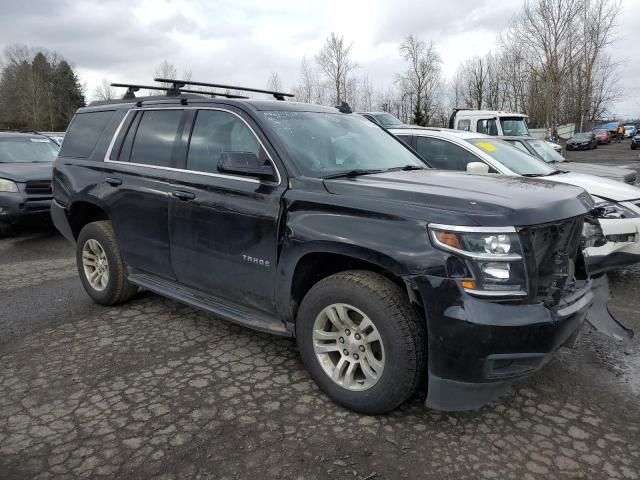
[129, 110, 183, 167]
[415, 137, 480, 171]
[457, 119, 470, 131]
[187, 110, 261, 174]
[59, 111, 115, 158]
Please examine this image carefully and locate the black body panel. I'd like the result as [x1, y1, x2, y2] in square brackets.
[51, 95, 598, 411]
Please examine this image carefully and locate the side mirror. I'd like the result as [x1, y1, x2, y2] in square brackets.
[467, 162, 490, 175]
[218, 152, 275, 180]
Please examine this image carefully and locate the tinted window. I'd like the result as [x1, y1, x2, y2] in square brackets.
[187, 110, 261, 174]
[59, 111, 115, 158]
[129, 110, 183, 167]
[457, 119, 471, 131]
[415, 137, 480, 171]
[477, 119, 498, 136]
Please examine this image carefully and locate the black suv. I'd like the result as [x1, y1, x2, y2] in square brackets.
[52, 79, 596, 414]
[0, 132, 59, 234]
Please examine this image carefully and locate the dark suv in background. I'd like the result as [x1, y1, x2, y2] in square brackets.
[0, 132, 59, 234]
[52, 79, 597, 414]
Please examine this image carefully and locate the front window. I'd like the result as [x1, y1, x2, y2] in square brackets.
[371, 113, 404, 128]
[260, 111, 424, 177]
[526, 139, 565, 163]
[0, 138, 59, 163]
[466, 138, 557, 176]
[499, 117, 529, 136]
[477, 119, 498, 136]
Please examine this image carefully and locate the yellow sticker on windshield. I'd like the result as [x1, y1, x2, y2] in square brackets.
[475, 142, 497, 152]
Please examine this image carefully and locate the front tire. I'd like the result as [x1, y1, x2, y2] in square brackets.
[76, 221, 138, 305]
[297, 270, 426, 414]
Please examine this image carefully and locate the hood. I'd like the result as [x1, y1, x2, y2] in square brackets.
[0, 162, 53, 183]
[558, 162, 635, 183]
[545, 172, 640, 202]
[323, 170, 592, 227]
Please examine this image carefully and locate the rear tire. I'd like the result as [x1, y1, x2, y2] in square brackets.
[296, 270, 426, 414]
[76, 221, 138, 305]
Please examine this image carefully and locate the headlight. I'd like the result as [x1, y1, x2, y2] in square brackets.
[593, 200, 639, 219]
[0, 178, 19, 193]
[429, 224, 527, 297]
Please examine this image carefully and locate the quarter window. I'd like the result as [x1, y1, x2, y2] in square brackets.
[457, 119, 471, 131]
[129, 110, 183, 167]
[59, 110, 115, 158]
[187, 110, 261, 174]
[415, 137, 480, 171]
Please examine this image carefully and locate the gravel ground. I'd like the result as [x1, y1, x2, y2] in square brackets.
[1, 142, 639, 479]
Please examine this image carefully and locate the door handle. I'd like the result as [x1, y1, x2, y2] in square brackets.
[172, 190, 196, 201]
[105, 177, 122, 186]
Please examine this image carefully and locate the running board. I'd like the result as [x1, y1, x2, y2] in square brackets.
[128, 271, 291, 336]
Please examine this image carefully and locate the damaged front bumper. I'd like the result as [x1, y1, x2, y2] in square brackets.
[584, 216, 640, 274]
[411, 275, 594, 412]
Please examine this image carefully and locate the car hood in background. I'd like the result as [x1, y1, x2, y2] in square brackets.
[0, 162, 53, 182]
[323, 170, 592, 227]
[556, 162, 636, 183]
[547, 172, 640, 202]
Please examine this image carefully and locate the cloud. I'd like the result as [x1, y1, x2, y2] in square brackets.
[0, 0, 637, 118]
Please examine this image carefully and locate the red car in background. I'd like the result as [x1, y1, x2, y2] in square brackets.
[593, 128, 611, 144]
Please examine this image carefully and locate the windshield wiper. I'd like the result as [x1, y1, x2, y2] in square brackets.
[521, 173, 545, 177]
[386, 165, 426, 172]
[544, 170, 567, 176]
[323, 169, 385, 179]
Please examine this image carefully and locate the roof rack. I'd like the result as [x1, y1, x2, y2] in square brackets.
[154, 78, 295, 101]
[110, 83, 248, 100]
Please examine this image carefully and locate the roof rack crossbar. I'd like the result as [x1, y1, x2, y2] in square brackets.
[111, 82, 250, 100]
[154, 78, 295, 101]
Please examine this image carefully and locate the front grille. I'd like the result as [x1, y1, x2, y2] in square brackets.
[518, 216, 584, 307]
[25, 180, 52, 195]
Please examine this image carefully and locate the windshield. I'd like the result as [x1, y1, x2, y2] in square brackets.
[261, 111, 425, 177]
[0, 138, 59, 163]
[593, 129, 607, 135]
[574, 133, 591, 140]
[466, 138, 557, 176]
[499, 117, 529, 136]
[371, 113, 404, 128]
[527, 139, 565, 163]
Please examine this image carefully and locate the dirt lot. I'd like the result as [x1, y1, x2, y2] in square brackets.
[1, 142, 639, 479]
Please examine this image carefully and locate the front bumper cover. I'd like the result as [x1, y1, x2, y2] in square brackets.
[409, 275, 593, 411]
[0, 192, 51, 224]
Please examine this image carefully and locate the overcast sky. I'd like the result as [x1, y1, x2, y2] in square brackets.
[1, 0, 638, 117]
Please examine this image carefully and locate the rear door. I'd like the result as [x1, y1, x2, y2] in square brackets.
[104, 108, 187, 280]
[167, 107, 286, 314]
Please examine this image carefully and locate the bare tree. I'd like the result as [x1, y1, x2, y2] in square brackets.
[93, 78, 115, 101]
[267, 72, 283, 92]
[505, 0, 582, 133]
[292, 57, 318, 103]
[316, 32, 356, 105]
[399, 35, 442, 125]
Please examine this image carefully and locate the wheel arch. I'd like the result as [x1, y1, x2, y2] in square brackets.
[68, 199, 110, 239]
[276, 241, 418, 328]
